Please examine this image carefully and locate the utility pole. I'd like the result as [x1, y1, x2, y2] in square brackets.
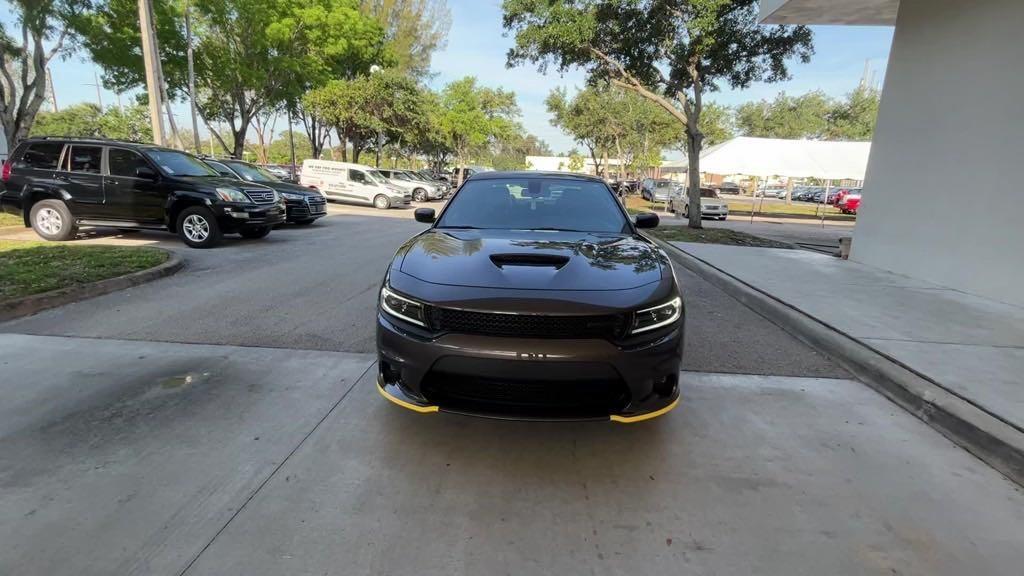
[84, 70, 103, 108]
[287, 106, 297, 178]
[184, 0, 201, 153]
[46, 66, 58, 112]
[138, 0, 165, 145]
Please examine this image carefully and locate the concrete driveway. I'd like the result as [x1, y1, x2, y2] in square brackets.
[1, 210, 1022, 575]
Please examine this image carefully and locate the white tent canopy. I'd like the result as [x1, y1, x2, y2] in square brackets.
[669, 136, 871, 180]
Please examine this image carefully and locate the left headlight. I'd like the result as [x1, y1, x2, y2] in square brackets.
[630, 296, 682, 334]
[281, 192, 304, 200]
[380, 285, 428, 327]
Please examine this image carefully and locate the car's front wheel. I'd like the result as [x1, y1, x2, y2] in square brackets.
[373, 195, 391, 210]
[177, 206, 222, 248]
[239, 226, 272, 239]
[413, 188, 427, 202]
[30, 199, 77, 241]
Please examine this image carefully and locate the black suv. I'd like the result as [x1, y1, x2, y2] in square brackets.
[0, 137, 285, 248]
[202, 157, 326, 225]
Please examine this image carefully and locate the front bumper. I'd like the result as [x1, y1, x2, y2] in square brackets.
[284, 196, 327, 222]
[376, 313, 683, 422]
[216, 202, 286, 229]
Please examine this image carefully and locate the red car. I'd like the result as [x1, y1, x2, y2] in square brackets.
[831, 187, 860, 205]
[838, 193, 862, 214]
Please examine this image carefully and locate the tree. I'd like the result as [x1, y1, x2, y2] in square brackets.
[304, 69, 426, 164]
[567, 151, 585, 172]
[1, 0, 83, 151]
[503, 0, 813, 228]
[735, 90, 831, 139]
[696, 101, 733, 148]
[827, 85, 880, 141]
[437, 77, 519, 186]
[267, 131, 313, 164]
[30, 102, 153, 142]
[360, 0, 452, 78]
[76, 0, 387, 156]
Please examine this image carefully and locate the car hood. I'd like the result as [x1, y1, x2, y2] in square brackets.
[397, 229, 665, 291]
[259, 181, 321, 196]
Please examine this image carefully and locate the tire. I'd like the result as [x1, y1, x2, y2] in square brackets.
[30, 199, 77, 241]
[373, 194, 391, 210]
[239, 226, 272, 239]
[294, 219, 316, 226]
[176, 206, 222, 248]
[412, 188, 427, 202]
[682, 205, 689, 219]
[720, 216, 727, 221]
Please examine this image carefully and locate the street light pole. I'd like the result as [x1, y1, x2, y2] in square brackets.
[137, 0, 165, 145]
[184, 0, 201, 153]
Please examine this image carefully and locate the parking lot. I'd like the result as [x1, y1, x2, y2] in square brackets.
[2, 208, 1023, 575]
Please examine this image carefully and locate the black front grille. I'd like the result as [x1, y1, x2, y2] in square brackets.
[244, 189, 276, 204]
[421, 371, 630, 416]
[427, 307, 625, 340]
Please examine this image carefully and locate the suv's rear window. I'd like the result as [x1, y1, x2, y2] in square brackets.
[17, 142, 64, 170]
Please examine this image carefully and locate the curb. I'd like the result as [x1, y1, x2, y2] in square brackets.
[650, 235, 1024, 487]
[0, 249, 184, 323]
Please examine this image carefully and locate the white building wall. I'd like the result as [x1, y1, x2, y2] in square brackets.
[851, 0, 1024, 307]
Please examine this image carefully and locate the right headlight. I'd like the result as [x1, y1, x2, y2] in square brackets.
[630, 296, 682, 334]
[380, 285, 428, 327]
[215, 187, 249, 202]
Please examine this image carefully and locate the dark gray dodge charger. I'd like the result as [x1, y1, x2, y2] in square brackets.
[376, 171, 684, 422]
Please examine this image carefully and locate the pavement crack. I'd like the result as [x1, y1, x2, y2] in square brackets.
[175, 360, 376, 576]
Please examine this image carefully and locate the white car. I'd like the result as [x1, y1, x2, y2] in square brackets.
[669, 187, 730, 220]
[300, 160, 410, 209]
[377, 169, 445, 201]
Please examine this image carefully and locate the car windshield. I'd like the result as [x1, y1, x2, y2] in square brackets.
[701, 189, 718, 198]
[224, 161, 278, 183]
[366, 170, 388, 185]
[144, 149, 218, 177]
[437, 177, 629, 233]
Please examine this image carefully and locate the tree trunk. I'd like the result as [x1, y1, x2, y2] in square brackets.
[686, 130, 703, 229]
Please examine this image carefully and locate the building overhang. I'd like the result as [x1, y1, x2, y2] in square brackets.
[759, 0, 899, 25]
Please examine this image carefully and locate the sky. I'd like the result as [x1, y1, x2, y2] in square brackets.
[7, 0, 894, 156]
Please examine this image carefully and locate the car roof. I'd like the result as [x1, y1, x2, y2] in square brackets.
[20, 137, 177, 153]
[468, 170, 606, 183]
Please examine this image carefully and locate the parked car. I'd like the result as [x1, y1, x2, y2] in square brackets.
[811, 188, 840, 204]
[300, 159, 410, 209]
[669, 187, 729, 220]
[0, 137, 284, 248]
[838, 192, 862, 214]
[793, 186, 822, 202]
[205, 158, 326, 225]
[710, 181, 742, 195]
[411, 169, 453, 195]
[641, 178, 679, 202]
[451, 165, 493, 186]
[377, 169, 446, 202]
[416, 169, 450, 184]
[377, 171, 683, 421]
[832, 187, 861, 206]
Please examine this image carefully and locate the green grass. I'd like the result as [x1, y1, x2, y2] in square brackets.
[623, 194, 854, 222]
[0, 212, 22, 227]
[0, 240, 168, 301]
[647, 226, 792, 249]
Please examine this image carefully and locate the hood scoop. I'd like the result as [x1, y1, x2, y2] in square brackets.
[489, 253, 570, 270]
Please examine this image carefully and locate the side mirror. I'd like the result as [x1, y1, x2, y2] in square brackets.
[635, 212, 659, 229]
[414, 207, 436, 223]
[136, 166, 157, 180]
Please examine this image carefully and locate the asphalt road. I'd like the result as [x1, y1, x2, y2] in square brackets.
[4, 209, 1022, 575]
[0, 210, 847, 378]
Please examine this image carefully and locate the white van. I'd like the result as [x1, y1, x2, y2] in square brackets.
[300, 160, 410, 209]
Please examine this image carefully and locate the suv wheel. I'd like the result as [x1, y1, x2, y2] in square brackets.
[239, 226, 271, 239]
[413, 188, 427, 202]
[373, 195, 391, 210]
[177, 206, 222, 248]
[30, 199, 77, 241]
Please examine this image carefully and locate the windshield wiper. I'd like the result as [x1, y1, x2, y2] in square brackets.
[522, 227, 587, 232]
